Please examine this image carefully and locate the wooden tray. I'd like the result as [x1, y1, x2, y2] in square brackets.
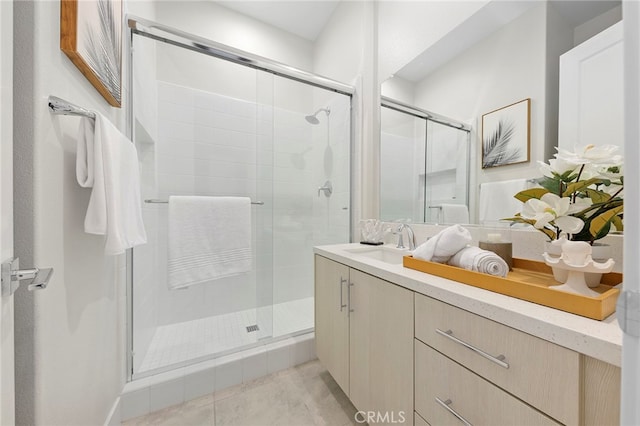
[403, 256, 622, 320]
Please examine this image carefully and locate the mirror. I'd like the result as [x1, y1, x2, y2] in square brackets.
[378, 0, 622, 225]
[380, 99, 470, 224]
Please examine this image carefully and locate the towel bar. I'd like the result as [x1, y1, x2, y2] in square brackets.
[48, 96, 96, 119]
[145, 199, 264, 205]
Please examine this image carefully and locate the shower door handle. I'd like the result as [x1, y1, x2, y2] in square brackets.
[317, 181, 333, 197]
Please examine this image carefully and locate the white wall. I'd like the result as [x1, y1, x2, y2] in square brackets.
[12, 0, 144, 422]
[574, 5, 622, 46]
[380, 75, 415, 105]
[157, 1, 313, 72]
[412, 3, 573, 222]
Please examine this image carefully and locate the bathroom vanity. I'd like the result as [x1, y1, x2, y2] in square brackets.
[314, 244, 621, 426]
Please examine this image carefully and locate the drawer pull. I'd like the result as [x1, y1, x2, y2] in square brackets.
[435, 397, 473, 426]
[435, 328, 509, 369]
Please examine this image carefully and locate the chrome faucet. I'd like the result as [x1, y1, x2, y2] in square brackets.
[395, 223, 416, 250]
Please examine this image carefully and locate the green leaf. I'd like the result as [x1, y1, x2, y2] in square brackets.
[611, 215, 624, 232]
[589, 205, 624, 240]
[584, 188, 611, 204]
[563, 178, 611, 197]
[537, 176, 564, 195]
[514, 188, 550, 203]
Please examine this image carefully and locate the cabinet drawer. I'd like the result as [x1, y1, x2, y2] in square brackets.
[415, 294, 579, 425]
[415, 342, 559, 426]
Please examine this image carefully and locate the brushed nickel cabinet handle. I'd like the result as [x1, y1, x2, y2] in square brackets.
[435, 328, 509, 369]
[435, 397, 473, 426]
[339, 277, 347, 311]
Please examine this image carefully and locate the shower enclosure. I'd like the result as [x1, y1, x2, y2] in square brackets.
[380, 97, 470, 223]
[128, 17, 352, 378]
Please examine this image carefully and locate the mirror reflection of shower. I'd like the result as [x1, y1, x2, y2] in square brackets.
[305, 107, 330, 125]
[306, 106, 334, 193]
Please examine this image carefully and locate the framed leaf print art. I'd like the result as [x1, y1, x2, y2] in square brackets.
[481, 98, 530, 168]
[60, 0, 122, 107]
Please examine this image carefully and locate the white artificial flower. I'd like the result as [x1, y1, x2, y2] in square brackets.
[537, 157, 581, 178]
[595, 163, 624, 180]
[521, 193, 584, 234]
[556, 144, 622, 166]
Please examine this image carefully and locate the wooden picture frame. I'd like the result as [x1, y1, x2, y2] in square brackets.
[481, 98, 531, 168]
[60, 0, 122, 107]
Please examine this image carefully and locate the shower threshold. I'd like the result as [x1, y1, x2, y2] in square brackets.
[136, 297, 314, 376]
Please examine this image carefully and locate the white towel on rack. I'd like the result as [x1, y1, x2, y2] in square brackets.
[76, 113, 147, 255]
[168, 196, 252, 290]
[440, 204, 469, 224]
[448, 246, 509, 277]
[478, 179, 528, 223]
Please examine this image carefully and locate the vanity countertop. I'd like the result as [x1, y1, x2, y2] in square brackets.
[314, 243, 622, 367]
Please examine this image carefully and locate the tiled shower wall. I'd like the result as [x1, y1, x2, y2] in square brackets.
[132, 80, 351, 374]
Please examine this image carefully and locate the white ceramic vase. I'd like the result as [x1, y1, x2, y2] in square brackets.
[544, 238, 611, 288]
[543, 240, 615, 297]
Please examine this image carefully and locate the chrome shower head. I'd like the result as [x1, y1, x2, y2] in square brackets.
[305, 107, 330, 125]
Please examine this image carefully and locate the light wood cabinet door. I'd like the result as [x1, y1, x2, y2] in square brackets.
[583, 356, 621, 426]
[350, 269, 414, 425]
[314, 255, 350, 395]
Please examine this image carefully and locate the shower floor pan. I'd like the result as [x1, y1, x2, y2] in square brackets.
[137, 297, 314, 374]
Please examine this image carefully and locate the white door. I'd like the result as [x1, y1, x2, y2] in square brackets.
[0, 1, 14, 424]
[558, 21, 623, 154]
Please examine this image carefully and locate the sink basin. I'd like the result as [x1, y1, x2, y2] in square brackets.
[344, 246, 410, 265]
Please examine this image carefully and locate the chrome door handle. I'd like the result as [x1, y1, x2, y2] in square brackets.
[435, 328, 509, 369]
[347, 282, 354, 316]
[435, 397, 473, 426]
[339, 277, 347, 311]
[2, 258, 54, 296]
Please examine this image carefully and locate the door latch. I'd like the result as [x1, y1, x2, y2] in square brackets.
[1, 258, 54, 296]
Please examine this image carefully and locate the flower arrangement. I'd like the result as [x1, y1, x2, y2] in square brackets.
[505, 144, 623, 244]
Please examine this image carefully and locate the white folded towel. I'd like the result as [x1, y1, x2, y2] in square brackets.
[412, 224, 472, 263]
[448, 246, 509, 277]
[441, 204, 469, 224]
[168, 196, 252, 290]
[479, 179, 528, 223]
[77, 113, 147, 255]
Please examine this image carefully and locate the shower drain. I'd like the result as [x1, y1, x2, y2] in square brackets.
[246, 324, 260, 333]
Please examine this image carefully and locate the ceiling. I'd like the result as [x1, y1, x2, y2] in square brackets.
[395, 0, 621, 82]
[217, 1, 340, 41]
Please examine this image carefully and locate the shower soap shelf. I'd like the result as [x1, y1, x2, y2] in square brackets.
[403, 256, 621, 321]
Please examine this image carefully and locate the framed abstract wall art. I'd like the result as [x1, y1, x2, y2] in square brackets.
[481, 98, 531, 168]
[60, 0, 122, 107]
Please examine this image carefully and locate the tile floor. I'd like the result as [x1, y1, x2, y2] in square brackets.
[139, 297, 315, 374]
[123, 360, 359, 426]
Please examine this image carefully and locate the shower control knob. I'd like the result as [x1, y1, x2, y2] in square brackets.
[318, 181, 333, 197]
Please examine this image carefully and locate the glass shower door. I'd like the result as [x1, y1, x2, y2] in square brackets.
[380, 106, 427, 222]
[269, 77, 352, 339]
[424, 121, 470, 223]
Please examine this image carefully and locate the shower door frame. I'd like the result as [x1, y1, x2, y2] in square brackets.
[125, 16, 354, 381]
[380, 97, 471, 223]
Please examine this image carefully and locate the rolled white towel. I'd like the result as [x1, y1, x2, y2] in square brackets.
[448, 246, 509, 277]
[412, 224, 472, 263]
